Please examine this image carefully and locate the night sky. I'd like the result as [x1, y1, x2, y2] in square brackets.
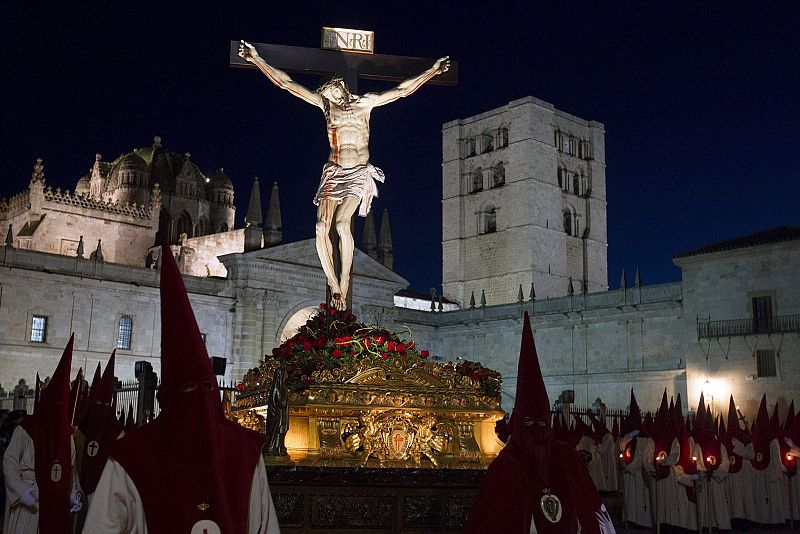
[3, 3, 799, 295]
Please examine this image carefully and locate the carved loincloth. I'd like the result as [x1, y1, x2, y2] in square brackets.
[313, 163, 385, 217]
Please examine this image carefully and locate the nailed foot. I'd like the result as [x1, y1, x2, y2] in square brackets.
[331, 293, 347, 312]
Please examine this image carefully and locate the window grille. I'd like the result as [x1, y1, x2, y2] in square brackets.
[31, 315, 47, 343]
[756, 349, 776, 377]
[117, 315, 133, 350]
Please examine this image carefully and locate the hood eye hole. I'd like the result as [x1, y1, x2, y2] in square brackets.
[180, 382, 197, 392]
[204, 381, 214, 391]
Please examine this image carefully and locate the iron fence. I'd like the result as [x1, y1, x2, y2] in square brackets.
[698, 313, 800, 339]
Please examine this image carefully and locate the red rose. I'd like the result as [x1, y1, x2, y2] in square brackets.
[332, 349, 343, 359]
[314, 338, 326, 348]
[387, 341, 396, 351]
[329, 308, 336, 315]
[407, 341, 415, 350]
[381, 352, 389, 359]
[272, 348, 281, 356]
[400, 353, 407, 359]
[235, 383, 243, 391]
[420, 350, 430, 358]
[396, 343, 406, 352]
[375, 336, 385, 345]
[302, 341, 313, 351]
[320, 303, 327, 310]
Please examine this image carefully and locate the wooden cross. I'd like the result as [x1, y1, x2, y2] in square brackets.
[229, 38, 458, 309]
[229, 41, 458, 94]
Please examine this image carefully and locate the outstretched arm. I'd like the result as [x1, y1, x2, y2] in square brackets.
[368, 56, 450, 107]
[239, 40, 322, 107]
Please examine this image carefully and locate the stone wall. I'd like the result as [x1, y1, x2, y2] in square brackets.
[442, 96, 608, 307]
[392, 283, 685, 413]
[180, 229, 245, 277]
[0, 246, 233, 386]
[676, 240, 800, 421]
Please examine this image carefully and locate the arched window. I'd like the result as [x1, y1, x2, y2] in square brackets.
[492, 163, 505, 188]
[471, 169, 483, 193]
[156, 208, 171, 245]
[480, 205, 497, 235]
[485, 208, 497, 233]
[197, 217, 209, 237]
[573, 174, 580, 195]
[174, 211, 193, 242]
[563, 210, 573, 236]
[217, 222, 229, 233]
[499, 127, 509, 148]
[481, 132, 494, 153]
[117, 315, 133, 350]
[557, 168, 563, 189]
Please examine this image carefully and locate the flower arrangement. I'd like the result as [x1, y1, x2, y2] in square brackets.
[251, 304, 501, 397]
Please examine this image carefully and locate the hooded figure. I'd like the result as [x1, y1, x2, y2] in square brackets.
[78, 351, 124, 499]
[465, 312, 614, 533]
[748, 395, 790, 524]
[3, 335, 80, 534]
[725, 394, 757, 521]
[83, 245, 280, 533]
[693, 393, 732, 530]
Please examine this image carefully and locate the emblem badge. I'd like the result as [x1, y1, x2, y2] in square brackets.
[730, 456, 737, 465]
[756, 452, 764, 462]
[191, 520, 220, 534]
[540, 489, 562, 523]
[87, 440, 100, 458]
[197, 503, 210, 511]
[50, 461, 62, 482]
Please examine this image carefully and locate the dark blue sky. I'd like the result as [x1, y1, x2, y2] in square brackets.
[3, 2, 799, 294]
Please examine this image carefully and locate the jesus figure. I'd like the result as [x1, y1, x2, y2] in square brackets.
[239, 40, 450, 311]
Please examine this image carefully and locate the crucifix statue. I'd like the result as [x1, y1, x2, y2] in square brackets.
[234, 37, 452, 311]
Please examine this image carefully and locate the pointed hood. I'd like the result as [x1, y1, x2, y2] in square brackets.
[751, 394, 771, 470]
[20, 335, 75, 533]
[786, 401, 796, 434]
[694, 392, 707, 440]
[157, 244, 217, 405]
[110, 244, 265, 533]
[627, 389, 642, 432]
[125, 402, 136, 434]
[770, 401, 782, 439]
[510, 312, 550, 440]
[642, 412, 654, 438]
[34, 372, 42, 412]
[611, 417, 620, 441]
[80, 351, 124, 494]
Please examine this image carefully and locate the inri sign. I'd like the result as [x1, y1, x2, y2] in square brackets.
[321, 27, 374, 54]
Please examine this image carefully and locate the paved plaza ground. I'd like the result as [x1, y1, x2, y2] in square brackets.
[604, 493, 799, 533]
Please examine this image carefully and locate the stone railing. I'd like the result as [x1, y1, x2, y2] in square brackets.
[43, 186, 152, 219]
[698, 314, 800, 339]
[396, 282, 683, 327]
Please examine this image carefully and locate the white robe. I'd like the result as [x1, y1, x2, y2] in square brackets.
[576, 435, 605, 491]
[82, 456, 280, 533]
[696, 442, 732, 530]
[2, 426, 81, 534]
[749, 439, 789, 525]
[621, 436, 653, 527]
[652, 437, 681, 528]
[727, 438, 756, 520]
[597, 433, 618, 492]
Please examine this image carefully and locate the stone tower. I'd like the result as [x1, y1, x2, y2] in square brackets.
[442, 96, 608, 306]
